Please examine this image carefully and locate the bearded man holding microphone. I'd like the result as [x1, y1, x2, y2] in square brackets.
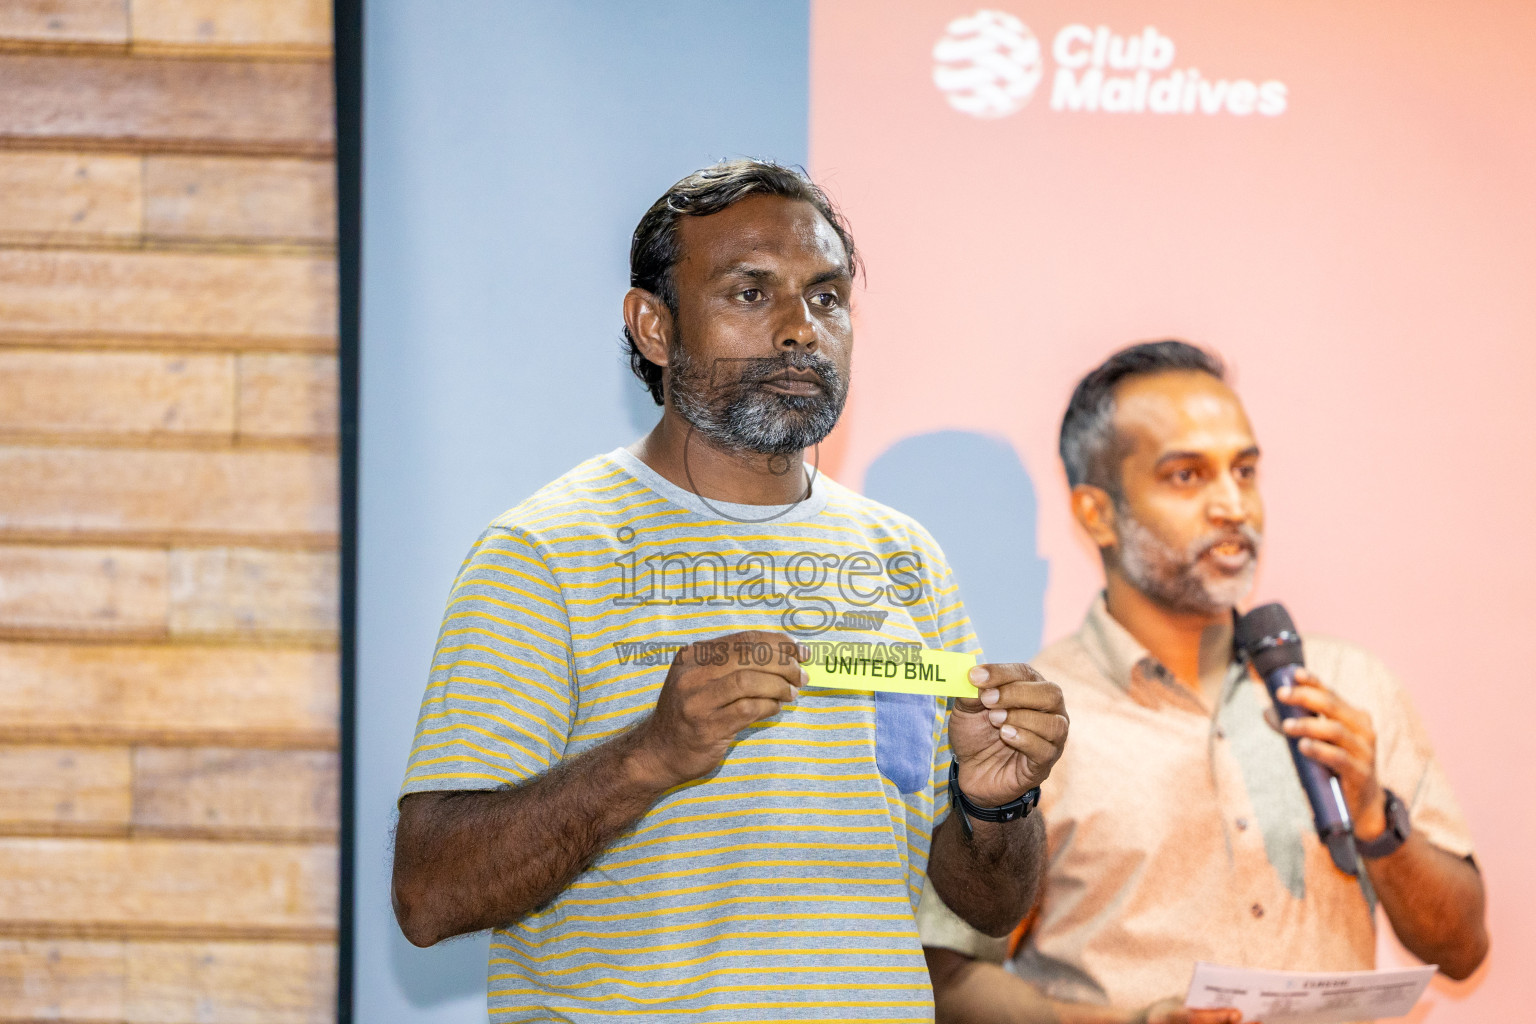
[921, 341, 1488, 1024]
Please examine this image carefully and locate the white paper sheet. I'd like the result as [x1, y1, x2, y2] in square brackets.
[1184, 961, 1437, 1024]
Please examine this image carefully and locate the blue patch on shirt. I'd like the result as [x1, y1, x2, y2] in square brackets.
[875, 691, 938, 794]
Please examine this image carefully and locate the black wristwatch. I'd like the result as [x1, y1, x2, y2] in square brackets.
[947, 760, 1040, 840]
[1355, 788, 1411, 859]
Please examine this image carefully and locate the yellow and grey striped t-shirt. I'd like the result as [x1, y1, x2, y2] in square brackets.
[402, 447, 979, 1022]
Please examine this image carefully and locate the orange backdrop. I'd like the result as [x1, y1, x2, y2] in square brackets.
[811, 2, 1536, 1018]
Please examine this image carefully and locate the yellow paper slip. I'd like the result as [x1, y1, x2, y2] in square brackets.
[805, 648, 979, 699]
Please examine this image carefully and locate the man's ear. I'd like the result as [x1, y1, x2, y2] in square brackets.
[1070, 484, 1119, 550]
[624, 288, 674, 369]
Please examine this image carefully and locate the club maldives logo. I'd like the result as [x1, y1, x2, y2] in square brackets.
[933, 10, 1288, 119]
[932, 10, 1044, 117]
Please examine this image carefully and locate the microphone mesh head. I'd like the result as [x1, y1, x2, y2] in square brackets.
[1235, 602, 1304, 676]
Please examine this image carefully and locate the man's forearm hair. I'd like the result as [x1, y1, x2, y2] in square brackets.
[927, 806, 1047, 937]
[392, 726, 665, 946]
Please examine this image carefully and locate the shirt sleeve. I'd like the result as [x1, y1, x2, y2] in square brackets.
[913, 560, 1010, 958]
[400, 526, 574, 797]
[919, 543, 982, 658]
[925, 554, 984, 822]
[1367, 663, 1476, 860]
[910, 543, 989, 917]
[916, 875, 1011, 960]
[1320, 638, 1476, 860]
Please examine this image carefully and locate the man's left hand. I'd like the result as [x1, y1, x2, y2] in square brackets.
[1275, 669, 1387, 839]
[950, 663, 1069, 807]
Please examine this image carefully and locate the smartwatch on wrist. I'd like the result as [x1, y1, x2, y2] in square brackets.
[947, 760, 1040, 840]
[1355, 788, 1411, 859]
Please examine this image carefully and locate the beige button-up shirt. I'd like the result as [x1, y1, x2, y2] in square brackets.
[919, 596, 1474, 1010]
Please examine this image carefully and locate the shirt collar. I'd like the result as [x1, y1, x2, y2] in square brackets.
[1077, 593, 1246, 714]
[607, 446, 832, 523]
[1080, 592, 1154, 692]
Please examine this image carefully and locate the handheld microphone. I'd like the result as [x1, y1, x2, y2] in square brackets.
[1234, 603, 1359, 877]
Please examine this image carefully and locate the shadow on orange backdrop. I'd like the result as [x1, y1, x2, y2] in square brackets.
[811, 1, 1536, 1018]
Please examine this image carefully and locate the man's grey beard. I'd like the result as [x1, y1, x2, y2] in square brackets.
[668, 344, 848, 456]
[1113, 506, 1263, 616]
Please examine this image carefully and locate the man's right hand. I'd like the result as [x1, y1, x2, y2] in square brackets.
[631, 630, 808, 788]
[1139, 999, 1247, 1024]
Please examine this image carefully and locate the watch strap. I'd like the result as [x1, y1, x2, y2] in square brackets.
[1355, 788, 1410, 859]
[947, 760, 1040, 840]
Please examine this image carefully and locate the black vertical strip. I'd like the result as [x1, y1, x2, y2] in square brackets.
[332, 0, 363, 1020]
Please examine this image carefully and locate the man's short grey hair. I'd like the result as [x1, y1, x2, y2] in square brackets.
[1059, 340, 1227, 491]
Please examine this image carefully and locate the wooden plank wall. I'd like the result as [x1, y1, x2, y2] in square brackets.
[0, 2, 339, 1021]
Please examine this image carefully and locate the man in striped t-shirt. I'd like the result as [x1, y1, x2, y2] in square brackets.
[391, 160, 1069, 1023]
